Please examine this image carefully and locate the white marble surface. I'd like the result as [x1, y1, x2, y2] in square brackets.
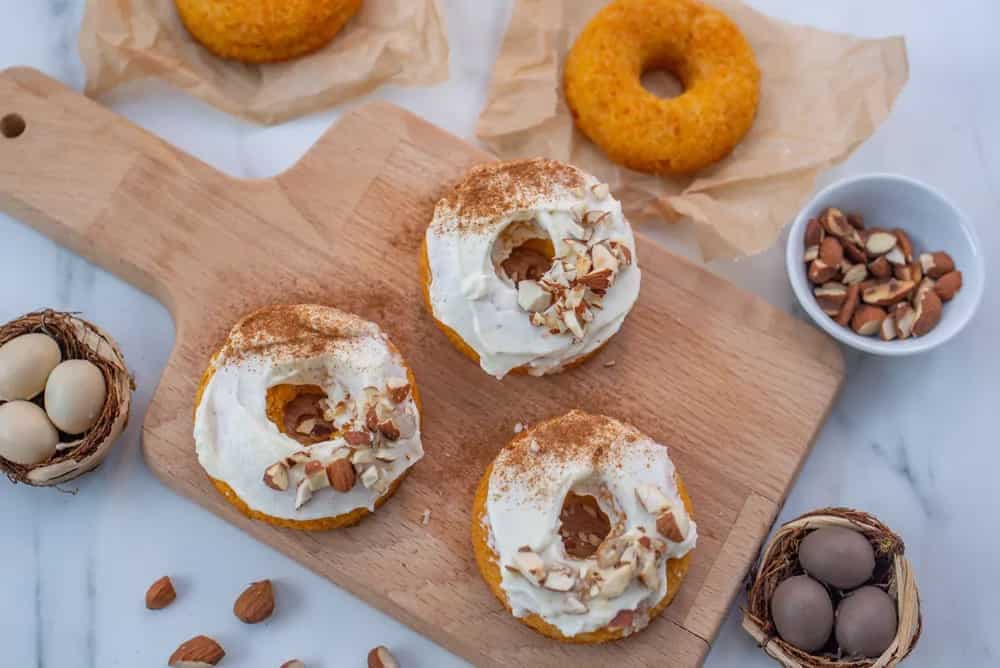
[1, 1, 997, 666]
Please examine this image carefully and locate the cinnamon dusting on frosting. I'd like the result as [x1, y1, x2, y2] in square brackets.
[434, 159, 586, 233]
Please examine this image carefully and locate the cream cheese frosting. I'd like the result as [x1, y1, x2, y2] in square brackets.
[194, 304, 422, 521]
[483, 411, 696, 637]
[426, 159, 640, 379]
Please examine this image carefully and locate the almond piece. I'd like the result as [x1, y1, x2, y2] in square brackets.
[368, 646, 399, 668]
[360, 465, 380, 489]
[913, 287, 943, 336]
[920, 251, 956, 278]
[326, 458, 356, 492]
[893, 263, 915, 282]
[851, 305, 887, 336]
[263, 462, 289, 491]
[879, 315, 897, 341]
[234, 580, 275, 624]
[862, 279, 915, 306]
[562, 594, 589, 614]
[609, 609, 636, 629]
[343, 430, 371, 446]
[145, 576, 176, 610]
[803, 245, 819, 262]
[865, 231, 898, 256]
[635, 484, 671, 514]
[385, 378, 411, 404]
[868, 255, 891, 279]
[818, 207, 853, 238]
[814, 283, 847, 316]
[284, 451, 311, 467]
[578, 268, 614, 290]
[819, 237, 844, 266]
[804, 218, 824, 247]
[847, 212, 865, 230]
[934, 271, 963, 301]
[168, 635, 225, 667]
[379, 419, 401, 441]
[294, 478, 312, 509]
[894, 303, 916, 339]
[844, 241, 868, 264]
[304, 460, 330, 491]
[591, 243, 619, 274]
[656, 508, 690, 542]
[885, 247, 907, 266]
[281, 661, 306, 668]
[591, 183, 611, 199]
[511, 547, 546, 585]
[842, 264, 868, 285]
[543, 568, 577, 592]
[807, 259, 838, 284]
[595, 564, 634, 599]
[894, 228, 914, 262]
[834, 284, 861, 327]
[517, 279, 552, 313]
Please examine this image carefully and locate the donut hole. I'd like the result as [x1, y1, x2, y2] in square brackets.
[265, 384, 335, 445]
[492, 219, 556, 284]
[559, 492, 612, 559]
[640, 68, 684, 100]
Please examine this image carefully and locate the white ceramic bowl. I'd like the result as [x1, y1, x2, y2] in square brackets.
[787, 173, 985, 355]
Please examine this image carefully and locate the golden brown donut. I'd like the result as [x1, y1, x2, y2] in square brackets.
[175, 0, 363, 64]
[564, 0, 760, 174]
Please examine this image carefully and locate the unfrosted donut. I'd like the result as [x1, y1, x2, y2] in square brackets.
[564, 0, 760, 174]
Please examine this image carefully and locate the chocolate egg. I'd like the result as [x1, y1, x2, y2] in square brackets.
[0, 400, 59, 465]
[0, 333, 62, 401]
[835, 585, 898, 658]
[799, 526, 875, 589]
[44, 360, 107, 434]
[770, 574, 834, 653]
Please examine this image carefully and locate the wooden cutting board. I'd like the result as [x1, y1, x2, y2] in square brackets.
[0, 67, 843, 667]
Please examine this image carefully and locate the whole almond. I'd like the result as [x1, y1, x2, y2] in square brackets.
[145, 575, 176, 610]
[326, 457, 357, 493]
[819, 237, 843, 266]
[169, 635, 225, 666]
[368, 646, 400, 668]
[234, 580, 275, 624]
[804, 219, 824, 247]
[934, 271, 963, 301]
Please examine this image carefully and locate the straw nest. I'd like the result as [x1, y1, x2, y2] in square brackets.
[0, 310, 133, 486]
[743, 508, 921, 667]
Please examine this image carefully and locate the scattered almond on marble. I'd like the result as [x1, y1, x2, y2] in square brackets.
[804, 207, 963, 340]
[145, 575, 176, 610]
[168, 635, 225, 666]
[233, 579, 275, 624]
[368, 645, 400, 668]
[280, 661, 306, 668]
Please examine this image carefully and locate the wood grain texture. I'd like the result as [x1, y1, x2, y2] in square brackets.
[0, 68, 843, 667]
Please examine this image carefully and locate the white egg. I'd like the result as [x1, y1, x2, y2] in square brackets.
[0, 333, 62, 401]
[44, 360, 107, 435]
[0, 400, 59, 465]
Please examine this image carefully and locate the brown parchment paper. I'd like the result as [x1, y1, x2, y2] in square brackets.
[79, 0, 449, 125]
[477, 0, 908, 260]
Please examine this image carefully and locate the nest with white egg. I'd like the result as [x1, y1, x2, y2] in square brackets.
[0, 310, 133, 486]
[743, 508, 921, 668]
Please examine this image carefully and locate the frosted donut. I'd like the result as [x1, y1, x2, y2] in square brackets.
[564, 0, 760, 174]
[421, 159, 640, 379]
[472, 410, 697, 642]
[194, 304, 422, 531]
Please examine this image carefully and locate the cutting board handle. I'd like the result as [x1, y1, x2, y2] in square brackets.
[0, 68, 223, 308]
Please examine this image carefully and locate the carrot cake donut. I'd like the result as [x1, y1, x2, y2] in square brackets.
[422, 159, 640, 379]
[175, 0, 363, 64]
[193, 304, 422, 531]
[472, 410, 697, 642]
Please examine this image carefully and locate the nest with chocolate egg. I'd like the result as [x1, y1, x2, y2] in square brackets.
[0, 310, 133, 486]
[743, 508, 921, 667]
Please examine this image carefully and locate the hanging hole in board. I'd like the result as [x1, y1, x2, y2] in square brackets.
[1, 114, 26, 139]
